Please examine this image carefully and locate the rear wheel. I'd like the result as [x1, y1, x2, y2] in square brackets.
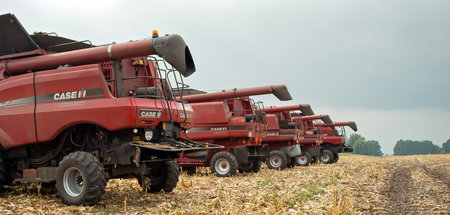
[311, 156, 318, 164]
[319, 150, 335, 164]
[266, 150, 288, 170]
[333, 153, 340, 163]
[0, 153, 12, 189]
[210, 151, 238, 177]
[139, 160, 179, 193]
[180, 167, 197, 175]
[238, 160, 262, 173]
[56, 151, 106, 206]
[286, 158, 296, 168]
[295, 152, 312, 166]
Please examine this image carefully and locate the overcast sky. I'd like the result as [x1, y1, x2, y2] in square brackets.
[2, 0, 449, 154]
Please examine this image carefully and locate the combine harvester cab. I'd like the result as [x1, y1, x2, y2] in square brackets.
[0, 13, 221, 205]
[178, 85, 292, 177]
[293, 114, 357, 165]
[261, 104, 315, 170]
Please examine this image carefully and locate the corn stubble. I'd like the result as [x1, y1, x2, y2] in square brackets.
[0, 154, 448, 214]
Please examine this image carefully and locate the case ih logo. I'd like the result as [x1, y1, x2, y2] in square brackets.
[210, 127, 227, 131]
[267, 132, 279, 136]
[180, 112, 192, 119]
[54, 89, 87, 101]
[140, 109, 162, 118]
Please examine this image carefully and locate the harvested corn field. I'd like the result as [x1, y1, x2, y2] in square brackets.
[1, 154, 449, 214]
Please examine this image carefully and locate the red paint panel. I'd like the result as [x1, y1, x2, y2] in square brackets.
[34, 64, 135, 142]
[0, 73, 36, 148]
[191, 101, 230, 124]
[265, 114, 279, 131]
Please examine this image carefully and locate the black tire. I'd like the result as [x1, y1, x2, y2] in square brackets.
[311, 156, 318, 164]
[139, 160, 179, 193]
[0, 153, 12, 189]
[181, 166, 197, 175]
[286, 158, 296, 168]
[319, 150, 335, 164]
[210, 151, 238, 177]
[40, 182, 57, 194]
[333, 153, 339, 163]
[55, 151, 106, 206]
[295, 152, 312, 166]
[238, 160, 262, 173]
[265, 150, 288, 170]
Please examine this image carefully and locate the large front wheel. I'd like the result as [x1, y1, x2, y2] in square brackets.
[210, 151, 238, 177]
[56, 151, 106, 206]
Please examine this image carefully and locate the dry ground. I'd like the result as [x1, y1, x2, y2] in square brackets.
[0, 154, 449, 214]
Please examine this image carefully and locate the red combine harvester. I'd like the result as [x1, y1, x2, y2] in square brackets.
[293, 114, 356, 165]
[312, 120, 357, 163]
[261, 105, 315, 170]
[177, 85, 292, 177]
[0, 13, 221, 205]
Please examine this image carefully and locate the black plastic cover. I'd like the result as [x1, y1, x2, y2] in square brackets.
[346, 121, 358, 132]
[151, 34, 196, 77]
[271, 86, 292, 101]
[299, 105, 315, 116]
[321, 115, 333, 124]
[0, 13, 39, 56]
[30, 34, 93, 52]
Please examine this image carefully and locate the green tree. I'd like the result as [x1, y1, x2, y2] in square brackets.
[351, 135, 383, 156]
[365, 140, 383, 156]
[394, 140, 443, 155]
[443, 139, 450, 153]
[347, 133, 364, 147]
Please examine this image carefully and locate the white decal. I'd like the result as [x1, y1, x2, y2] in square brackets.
[211, 127, 227, 131]
[59, 101, 85, 107]
[54, 89, 87, 101]
[140, 110, 162, 118]
[180, 112, 192, 119]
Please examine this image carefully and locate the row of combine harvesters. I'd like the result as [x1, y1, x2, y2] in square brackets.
[176, 85, 357, 177]
[0, 13, 357, 205]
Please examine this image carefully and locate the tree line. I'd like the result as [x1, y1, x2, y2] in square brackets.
[346, 134, 450, 156]
[394, 139, 450, 155]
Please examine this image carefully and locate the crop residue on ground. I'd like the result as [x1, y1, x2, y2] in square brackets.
[0, 154, 449, 214]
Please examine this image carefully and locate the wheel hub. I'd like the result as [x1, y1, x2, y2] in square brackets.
[270, 155, 281, 167]
[298, 156, 307, 164]
[215, 158, 230, 174]
[63, 167, 85, 197]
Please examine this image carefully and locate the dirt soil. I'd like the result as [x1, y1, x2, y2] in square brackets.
[382, 156, 449, 215]
[0, 154, 449, 214]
